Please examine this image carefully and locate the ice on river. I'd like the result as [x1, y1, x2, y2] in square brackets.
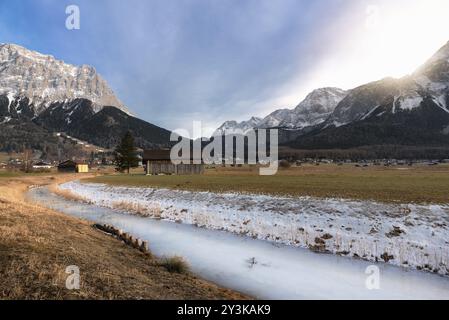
[59, 181, 449, 275]
[28, 186, 449, 300]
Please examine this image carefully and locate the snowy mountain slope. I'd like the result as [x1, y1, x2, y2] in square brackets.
[0, 94, 172, 151]
[326, 41, 449, 128]
[0, 43, 129, 115]
[0, 43, 174, 153]
[257, 108, 293, 128]
[263, 87, 348, 129]
[215, 87, 347, 134]
[217, 41, 449, 148]
[214, 117, 263, 135]
[290, 42, 449, 150]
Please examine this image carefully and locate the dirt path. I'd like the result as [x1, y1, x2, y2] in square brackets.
[0, 174, 247, 299]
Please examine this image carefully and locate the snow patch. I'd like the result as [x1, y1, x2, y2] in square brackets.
[6, 92, 15, 112]
[361, 105, 380, 120]
[399, 96, 423, 111]
[0, 116, 11, 124]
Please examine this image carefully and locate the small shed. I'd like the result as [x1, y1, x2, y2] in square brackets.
[58, 160, 89, 173]
[143, 149, 204, 175]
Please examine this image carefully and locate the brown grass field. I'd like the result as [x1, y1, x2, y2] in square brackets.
[0, 173, 246, 299]
[88, 164, 449, 204]
[2, 163, 448, 299]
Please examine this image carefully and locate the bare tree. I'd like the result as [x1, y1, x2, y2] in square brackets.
[22, 149, 33, 173]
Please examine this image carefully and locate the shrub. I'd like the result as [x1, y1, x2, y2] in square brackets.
[159, 256, 190, 274]
[279, 160, 291, 169]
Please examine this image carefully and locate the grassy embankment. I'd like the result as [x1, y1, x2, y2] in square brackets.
[0, 173, 246, 299]
[87, 164, 449, 204]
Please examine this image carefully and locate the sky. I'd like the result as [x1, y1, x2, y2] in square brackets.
[1, 0, 449, 137]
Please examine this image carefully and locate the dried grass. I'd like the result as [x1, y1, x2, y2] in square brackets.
[159, 256, 190, 274]
[0, 175, 246, 300]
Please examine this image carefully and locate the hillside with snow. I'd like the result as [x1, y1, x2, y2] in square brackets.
[0, 43, 173, 154]
[0, 43, 129, 114]
[215, 41, 449, 153]
[215, 87, 347, 134]
[290, 41, 449, 150]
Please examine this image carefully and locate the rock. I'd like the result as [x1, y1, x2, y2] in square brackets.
[386, 226, 406, 238]
[381, 252, 394, 262]
[321, 233, 333, 240]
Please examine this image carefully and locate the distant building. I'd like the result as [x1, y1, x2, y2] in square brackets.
[57, 160, 89, 173]
[32, 161, 53, 169]
[143, 149, 204, 175]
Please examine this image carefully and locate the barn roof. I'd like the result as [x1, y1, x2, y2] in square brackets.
[143, 149, 201, 162]
[143, 149, 171, 161]
[58, 160, 88, 167]
[34, 161, 51, 166]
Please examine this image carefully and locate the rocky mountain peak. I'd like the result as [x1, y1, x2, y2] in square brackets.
[214, 117, 263, 135]
[215, 87, 348, 134]
[295, 87, 348, 112]
[0, 43, 130, 115]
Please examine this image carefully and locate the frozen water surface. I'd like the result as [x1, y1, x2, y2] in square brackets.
[59, 181, 449, 274]
[27, 187, 449, 300]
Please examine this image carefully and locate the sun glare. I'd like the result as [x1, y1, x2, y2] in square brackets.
[309, 0, 449, 91]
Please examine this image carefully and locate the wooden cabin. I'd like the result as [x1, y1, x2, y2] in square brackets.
[143, 149, 204, 175]
[58, 160, 89, 173]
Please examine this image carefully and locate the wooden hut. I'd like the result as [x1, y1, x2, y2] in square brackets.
[143, 149, 204, 175]
[58, 160, 89, 173]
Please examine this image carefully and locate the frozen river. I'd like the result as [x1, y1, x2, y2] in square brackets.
[27, 186, 449, 300]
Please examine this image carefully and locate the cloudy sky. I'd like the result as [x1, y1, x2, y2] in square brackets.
[1, 0, 449, 136]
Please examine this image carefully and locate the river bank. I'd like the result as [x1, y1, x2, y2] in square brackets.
[59, 180, 449, 275]
[0, 174, 246, 299]
[28, 183, 449, 300]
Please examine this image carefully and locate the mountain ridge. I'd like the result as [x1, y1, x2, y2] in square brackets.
[215, 87, 348, 135]
[215, 41, 449, 157]
[0, 43, 173, 156]
[0, 43, 130, 115]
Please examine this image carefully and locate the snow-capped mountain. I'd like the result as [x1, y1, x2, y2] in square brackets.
[0, 44, 172, 154]
[0, 43, 129, 114]
[214, 41, 449, 154]
[291, 41, 449, 150]
[214, 87, 347, 134]
[214, 117, 263, 135]
[258, 87, 348, 129]
[325, 41, 449, 128]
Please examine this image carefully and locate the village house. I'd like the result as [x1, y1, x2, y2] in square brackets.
[57, 160, 89, 173]
[143, 149, 204, 175]
[32, 161, 53, 170]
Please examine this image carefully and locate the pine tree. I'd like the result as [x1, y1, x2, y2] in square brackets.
[114, 131, 139, 174]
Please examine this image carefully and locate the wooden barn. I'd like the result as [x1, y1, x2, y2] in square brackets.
[143, 149, 204, 175]
[57, 160, 89, 173]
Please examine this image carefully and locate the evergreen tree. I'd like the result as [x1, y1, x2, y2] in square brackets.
[114, 131, 139, 174]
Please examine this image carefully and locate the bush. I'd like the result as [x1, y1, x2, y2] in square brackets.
[279, 160, 291, 169]
[159, 256, 190, 274]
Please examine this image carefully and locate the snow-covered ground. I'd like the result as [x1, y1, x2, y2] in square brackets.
[59, 181, 449, 275]
[27, 186, 449, 299]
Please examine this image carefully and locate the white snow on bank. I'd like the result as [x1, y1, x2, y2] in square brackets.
[59, 181, 449, 275]
[27, 187, 449, 299]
